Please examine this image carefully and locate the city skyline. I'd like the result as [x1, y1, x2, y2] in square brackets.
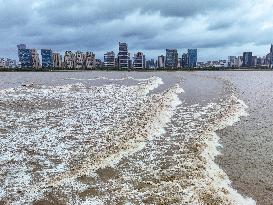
[1, 0, 273, 61]
[1, 42, 272, 69]
[1, 42, 273, 64]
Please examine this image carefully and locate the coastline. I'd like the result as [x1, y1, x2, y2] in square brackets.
[0, 67, 273, 72]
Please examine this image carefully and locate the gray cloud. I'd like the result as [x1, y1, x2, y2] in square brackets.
[0, 0, 273, 61]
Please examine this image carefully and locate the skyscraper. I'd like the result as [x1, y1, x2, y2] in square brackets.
[41, 49, 53, 69]
[237, 56, 244, 67]
[181, 53, 188, 68]
[228, 56, 237, 67]
[165, 49, 178, 68]
[0, 58, 5, 68]
[85, 52, 96, 69]
[243, 52, 253, 67]
[17, 44, 31, 68]
[96, 59, 103, 68]
[75, 51, 85, 69]
[64, 51, 76, 69]
[158, 55, 165, 69]
[252, 56, 257, 67]
[118, 42, 129, 69]
[53, 53, 62, 68]
[133, 52, 145, 69]
[30, 49, 40, 69]
[270, 44, 273, 68]
[188, 49, 197, 68]
[104, 51, 115, 68]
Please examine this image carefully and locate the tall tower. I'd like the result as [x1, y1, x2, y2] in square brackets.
[118, 42, 129, 69]
[270, 44, 273, 68]
[165, 49, 178, 69]
[187, 49, 198, 68]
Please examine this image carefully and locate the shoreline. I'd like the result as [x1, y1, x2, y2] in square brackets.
[0, 67, 273, 72]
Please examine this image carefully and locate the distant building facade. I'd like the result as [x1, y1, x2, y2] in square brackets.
[188, 49, 197, 68]
[133, 52, 145, 69]
[118, 42, 130, 69]
[0, 58, 5, 68]
[243, 52, 253, 67]
[146, 59, 155, 69]
[5, 59, 16, 68]
[17, 44, 31, 68]
[53, 53, 62, 68]
[165, 49, 178, 68]
[64, 51, 76, 69]
[104, 51, 115, 68]
[85, 52, 96, 69]
[75, 51, 85, 69]
[30, 49, 40, 69]
[228, 56, 237, 67]
[96, 59, 103, 68]
[158, 55, 165, 68]
[181, 53, 188, 68]
[41, 49, 53, 69]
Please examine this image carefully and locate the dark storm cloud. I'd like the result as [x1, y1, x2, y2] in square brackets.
[0, 0, 273, 60]
[207, 21, 235, 31]
[0, 0, 32, 27]
[36, 0, 237, 26]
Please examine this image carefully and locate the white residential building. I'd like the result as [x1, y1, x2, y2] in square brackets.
[85, 52, 96, 69]
[53, 53, 62, 68]
[64, 51, 76, 69]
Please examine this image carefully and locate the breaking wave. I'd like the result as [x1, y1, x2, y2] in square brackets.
[0, 76, 255, 204]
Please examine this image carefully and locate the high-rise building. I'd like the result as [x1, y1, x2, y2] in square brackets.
[178, 58, 182, 68]
[252, 56, 257, 67]
[0, 58, 5, 68]
[118, 42, 129, 69]
[237, 56, 244, 67]
[265, 53, 272, 66]
[41, 49, 53, 69]
[5, 59, 17, 68]
[30, 49, 40, 69]
[75, 51, 85, 69]
[188, 49, 197, 68]
[257, 57, 262, 66]
[96, 59, 103, 68]
[269, 44, 273, 68]
[53, 53, 62, 68]
[165, 49, 178, 68]
[145, 59, 155, 69]
[228, 56, 237, 67]
[181, 53, 188, 68]
[64, 51, 76, 69]
[17, 44, 26, 50]
[243, 52, 252, 67]
[17, 44, 31, 68]
[158, 55, 165, 69]
[133, 52, 145, 69]
[104, 51, 115, 68]
[85, 52, 96, 69]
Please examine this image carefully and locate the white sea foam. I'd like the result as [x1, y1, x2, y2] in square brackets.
[0, 75, 255, 205]
[199, 97, 255, 205]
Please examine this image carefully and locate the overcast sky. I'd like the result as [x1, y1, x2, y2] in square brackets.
[1, 0, 273, 61]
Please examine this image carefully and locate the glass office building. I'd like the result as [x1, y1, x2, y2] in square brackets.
[41, 49, 53, 69]
[165, 49, 178, 68]
[188, 49, 197, 68]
